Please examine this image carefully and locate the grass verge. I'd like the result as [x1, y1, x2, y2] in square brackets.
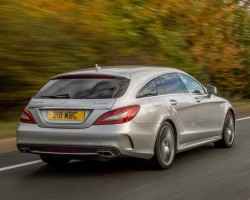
[0, 121, 18, 139]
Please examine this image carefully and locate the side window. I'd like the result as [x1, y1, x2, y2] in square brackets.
[136, 79, 157, 98]
[156, 77, 166, 95]
[178, 74, 205, 95]
[159, 73, 188, 94]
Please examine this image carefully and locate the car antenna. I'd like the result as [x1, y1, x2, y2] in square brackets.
[95, 64, 102, 71]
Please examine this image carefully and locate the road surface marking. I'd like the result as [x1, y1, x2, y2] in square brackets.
[0, 160, 42, 172]
[236, 117, 250, 122]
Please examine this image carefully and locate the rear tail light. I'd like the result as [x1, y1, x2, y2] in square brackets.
[20, 107, 36, 124]
[94, 105, 140, 125]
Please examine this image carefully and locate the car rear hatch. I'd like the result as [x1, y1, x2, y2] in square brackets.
[28, 73, 130, 129]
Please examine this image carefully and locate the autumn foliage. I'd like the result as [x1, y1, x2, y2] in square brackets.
[0, 0, 250, 105]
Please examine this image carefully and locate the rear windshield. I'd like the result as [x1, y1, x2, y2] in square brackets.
[34, 77, 130, 99]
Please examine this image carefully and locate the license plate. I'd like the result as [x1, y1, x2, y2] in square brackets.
[47, 110, 84, 121]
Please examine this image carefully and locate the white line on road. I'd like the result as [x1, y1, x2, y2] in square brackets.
[236, 117, 250, 121]
[0, 160, 42, 172]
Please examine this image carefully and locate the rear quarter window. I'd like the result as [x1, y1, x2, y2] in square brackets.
[136, 79, 157, 98]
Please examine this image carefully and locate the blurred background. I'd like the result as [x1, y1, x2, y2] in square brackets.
[0, 0, 249, 139]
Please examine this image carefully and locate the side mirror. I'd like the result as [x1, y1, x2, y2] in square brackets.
[207, 85, 217, 95]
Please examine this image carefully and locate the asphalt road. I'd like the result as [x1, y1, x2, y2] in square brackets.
[0, 114, 250, 200]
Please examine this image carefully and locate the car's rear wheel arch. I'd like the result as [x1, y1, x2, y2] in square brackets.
[165, 119, 178, 149]
[154, 118, 178, 150]
[150, 119, 177, 169]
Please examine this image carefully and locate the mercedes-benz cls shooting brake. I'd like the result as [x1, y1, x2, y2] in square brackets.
[17, 66, 236, 169]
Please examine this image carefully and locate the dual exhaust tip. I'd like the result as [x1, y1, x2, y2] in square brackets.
[97, 150, 115, 158]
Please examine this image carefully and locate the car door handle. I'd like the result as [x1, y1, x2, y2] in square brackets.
[170, 99, 178, 106]
[195, 97, 201, 103]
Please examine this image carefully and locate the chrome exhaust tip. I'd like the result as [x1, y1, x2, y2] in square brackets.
[97, 150, 115, 158]
[19, 147, 30, 153]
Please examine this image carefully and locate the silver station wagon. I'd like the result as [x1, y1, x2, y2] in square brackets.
[17, 66, 236, 169]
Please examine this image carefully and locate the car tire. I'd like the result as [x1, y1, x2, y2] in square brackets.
[150, 121, 176, 170]
[214, 111, 235, 148]
[40, 154, 71, 166]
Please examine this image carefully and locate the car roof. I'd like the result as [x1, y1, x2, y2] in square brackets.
[54, 66, 185, 79]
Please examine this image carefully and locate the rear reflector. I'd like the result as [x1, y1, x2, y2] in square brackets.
[94, 105, 140, 125]
[20, 107, 36, 124]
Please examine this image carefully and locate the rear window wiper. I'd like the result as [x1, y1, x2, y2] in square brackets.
[41, 94, 71, 99]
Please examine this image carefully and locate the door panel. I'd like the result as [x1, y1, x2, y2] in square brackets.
[178, 73, 223, 140]
[158, 73, 198, 145]
[161, 94, 197, 144]
[194, 94, 224, 137]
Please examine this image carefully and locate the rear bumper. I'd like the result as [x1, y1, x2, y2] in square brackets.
[16, 122, 160, 159]
[17, 144, 121, 160]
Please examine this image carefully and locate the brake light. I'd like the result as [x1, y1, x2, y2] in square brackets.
[20, 107, 36, 124]
[94, 105, 140, 125]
